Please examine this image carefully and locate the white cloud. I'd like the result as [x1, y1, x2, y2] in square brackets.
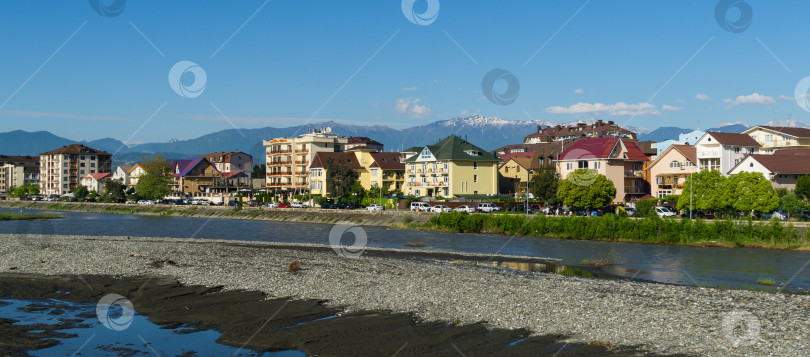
[695, 93, 711, 101]
[777, 95, 794, 100]
[401, 86, 417, 91]
[545, 102, 660, 116]
[724, 92, 775, 105]
[573, 88, 584, 94]
[662, 104, 684, 111]
[676, 98, 686, 103]
[395, 98, 432, 118]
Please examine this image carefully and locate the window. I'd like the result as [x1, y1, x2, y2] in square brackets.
[371, 169, 377, 177]
[443, 162, 448, 170]
[578, 161, 588, 169]
[735, 147, 741, 153]
[64, 162, 68, 167]
[516, 166, 520, 172]
[566, 163, 573, 170]
[90, 163, 96, 168]
[670, 160, 680, 168]
[474, 175, 478, 183]
[414, 189, 420, 195]
[63, 170, 67, 174]
[734, 159, 740, 165]
[421, 177, 426, 183]
[420, 148, 431, 159]
[749, 163, 754, 167]
[473, 162, 478, 169]
[593, 162, 601, 170]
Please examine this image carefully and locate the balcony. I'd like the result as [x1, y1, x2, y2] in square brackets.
[625, 170, 644, 178]
[697, 150, 720, 158]
[625, 186, 650, 194]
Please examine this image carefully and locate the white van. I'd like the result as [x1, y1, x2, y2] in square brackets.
[477, 203, 499, 213]
[410, 202, 432, 211]
[655, 206, 676, 218]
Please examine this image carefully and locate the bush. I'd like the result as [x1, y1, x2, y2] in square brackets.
[635, 198, 657, 218]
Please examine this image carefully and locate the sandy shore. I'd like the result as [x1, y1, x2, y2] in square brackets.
[1, 234, 808, 356]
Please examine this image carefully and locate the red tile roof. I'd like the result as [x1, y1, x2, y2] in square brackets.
[309, 152, 362, 170]
[756, 126, 810, 138]
[559, 137, 619, 160]
[84, 173, 111, 181]
[671, 144, 697, 164]
[773, 149, 810, 156]
[369, 152, 405, 170]
[706, 132, 760, 147]
[734, 154, 810, 174]
[622, 141, 649, 161]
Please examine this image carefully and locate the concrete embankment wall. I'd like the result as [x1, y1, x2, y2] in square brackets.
[0, 201, 434, 227]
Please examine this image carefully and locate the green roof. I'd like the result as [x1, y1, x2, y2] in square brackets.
[404, 136, 500, 163]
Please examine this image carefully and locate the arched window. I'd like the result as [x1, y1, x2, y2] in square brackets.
[669, 160, 680, 168]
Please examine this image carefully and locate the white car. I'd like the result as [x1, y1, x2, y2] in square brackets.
[455, 205, 475, 213]
[432, 205, 452, 213]
[655, 206, 676, 218]
[366, 204, 384, 211]
[410, 202, 432, 211]
[137, 200, 155, 205]
[291, 201, 308, 208]
[477, 203, 499, 213]
[265, 202, 279, 208]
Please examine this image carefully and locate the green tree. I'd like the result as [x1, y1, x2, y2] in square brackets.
[779, 191, 806, 218]
[724, 172, 779, 213]
[530, 164, 559, 205]
[100, 179, 126, 202]
[136, 154, 172, 200]
[556, 169, 616, 208]
[677, 170, 726, 211]
[27, 184, 39, 197]
[634, 198, 657, 217]
[795, 175, 810, 201]
[73, 185, 89, 201]
[325, 158, 358, 200]
[251, 164, 266, 179]
[10, 183, 39, 198]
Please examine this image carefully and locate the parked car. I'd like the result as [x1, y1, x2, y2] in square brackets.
[410, 202, 432, 212]
[227, 200, 242, 207]
[455, 205, 476, 213]
[335, 202, 358, 210]
[137, 200, 155, 205]
[265, 202, 279, 208]
[277, 202, 291, 208]
[625, 207, 636, 217]
[770, 210, 789, 221]
[320, 202, 336, 209]
[290, 201, 308, 208]
[655, 206, 676, 218]
[247, 200, 259, 207]
[366, 204, 384, 211]
[477, 203, 499, 213]
[431, 205, 452, 213]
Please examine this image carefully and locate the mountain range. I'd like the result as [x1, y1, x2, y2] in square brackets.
[0, 116, 766, 166]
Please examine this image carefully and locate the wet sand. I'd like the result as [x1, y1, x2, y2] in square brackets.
[0, 273, 656, 357]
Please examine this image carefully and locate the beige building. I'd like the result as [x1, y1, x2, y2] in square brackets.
[556, 137, 650, 203]
[402, 136, 499, 198]
[201, 151, 253, 175]
[168, 158, 222, 197]
[0, 156, 40, 194]
[111, 164, 145, 188]
[498, 157, 536, 196]
[742, 126, 810, 153]
[309, 149, 405, 197]
[39, 145, 112, 196]
[646, 144, 698, 198]
[728, 149, 810, 190]
[263, 127, 349, 198]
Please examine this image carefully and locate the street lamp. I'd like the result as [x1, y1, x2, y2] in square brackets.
[525, 169, 534, 215]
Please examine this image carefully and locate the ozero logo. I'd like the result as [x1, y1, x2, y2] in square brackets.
[722, 310, 760, 347]
[328, 223, 367, 259]
[168, 61, 207, 98]
[715, 0, 752, 33]
[96, 293, 135, 331]
[481, 69, 520, 106]
[88, 0, 126, 18]
[401, 0, 440, 26]
[794, 77, 810, 112]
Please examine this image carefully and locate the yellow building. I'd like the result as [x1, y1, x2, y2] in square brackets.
[741, 125, 810, 153]
[498, 157, 536, 196]
[402, 136, 499, 198]
[646, 144, 698, 198]
[308, 149, 405, 197]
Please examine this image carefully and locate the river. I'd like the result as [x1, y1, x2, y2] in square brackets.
[2, 207, 809, 293]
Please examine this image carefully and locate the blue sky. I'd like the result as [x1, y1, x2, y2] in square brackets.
[1, 0, 809, 142]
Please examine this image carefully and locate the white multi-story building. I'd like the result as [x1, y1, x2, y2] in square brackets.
[694, 132, 760, 176]
[263, 127, 349, 198]
[0, 155, 40, 194]
[39, 144, 112, 195]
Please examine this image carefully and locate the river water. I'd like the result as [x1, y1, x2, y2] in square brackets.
[2, 207, 809, 293]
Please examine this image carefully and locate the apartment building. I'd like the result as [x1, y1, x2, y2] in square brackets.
[39, 145, 112, 195]
[168, 158, 222, 196]
[402, 136, 499, 198]
[263, 127, 349, 198]
[741, 126, 810, 153]
[201, 151, 253, 174]
[556, 137, 650, 203]
[646, 144, 698, 198]
[308, 149, 405, 197]
[523, 120, 636, 144]
[0, 155, 40, 194]
[498, 157, 536, 195]
[694, 132, 760, 175]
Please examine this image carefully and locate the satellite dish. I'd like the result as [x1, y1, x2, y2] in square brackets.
[325, 127, 332, 133]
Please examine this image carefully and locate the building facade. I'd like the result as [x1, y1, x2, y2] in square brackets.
[741, 126, 810, 153]
[201, 151, 253, 175]
[80, 173, 111, 193]
[727, 149, 810, 189]
[556, 137, 650, 203]
[263, 127, 349, 198]
[694, 132, 760, 175]
[39, 145, 112, 195]
[498, 157, 535, 196]
[308, 150, 405, 197]
[402, 136, 499, 198]
[646, 144, 698, 198]
[168, 158, 222, 196]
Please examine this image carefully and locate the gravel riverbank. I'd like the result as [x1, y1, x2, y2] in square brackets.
[1, 234, 808, 356]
